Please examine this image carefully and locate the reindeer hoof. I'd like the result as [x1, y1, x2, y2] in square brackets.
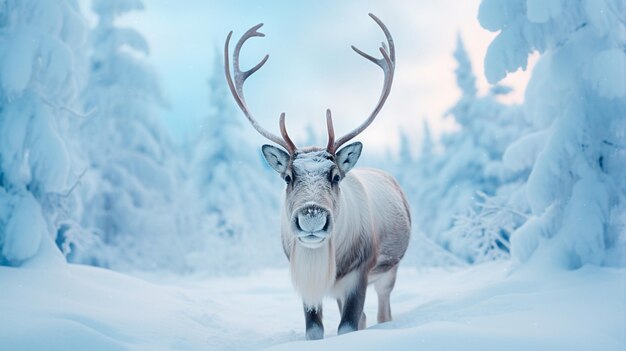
[337, 322, 357, 335]
[305, 325, 324, 340]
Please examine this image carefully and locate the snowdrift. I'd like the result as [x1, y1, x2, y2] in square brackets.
[1, 262, 623, 351]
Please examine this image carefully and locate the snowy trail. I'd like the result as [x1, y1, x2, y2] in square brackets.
[1, 262, 624, 351]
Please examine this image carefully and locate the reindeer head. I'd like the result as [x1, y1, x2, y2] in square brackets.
[224, 14, 395, 249]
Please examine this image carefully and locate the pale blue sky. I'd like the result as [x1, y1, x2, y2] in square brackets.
[81, 0, 531, 153]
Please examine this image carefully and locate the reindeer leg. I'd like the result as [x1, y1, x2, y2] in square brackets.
[304, 303, 324, 340]
[375, 265, 398, 323]
[338, 271, 367, 335]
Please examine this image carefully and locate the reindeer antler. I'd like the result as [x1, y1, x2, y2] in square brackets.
[225, 15, 394, 156]
[224, 24, 296, 154]
[327, 13, 396, 154]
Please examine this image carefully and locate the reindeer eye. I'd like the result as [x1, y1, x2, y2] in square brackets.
[284, 174, 292, 184]
[332, 174, 341, 184]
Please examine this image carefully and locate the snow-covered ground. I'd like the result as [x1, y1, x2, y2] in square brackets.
[1, 261, 624, 351]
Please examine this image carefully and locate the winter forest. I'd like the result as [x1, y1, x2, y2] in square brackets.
[1, 0, 625, 350]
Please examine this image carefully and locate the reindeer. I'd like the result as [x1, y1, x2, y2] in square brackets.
[224, 14, 411, 340]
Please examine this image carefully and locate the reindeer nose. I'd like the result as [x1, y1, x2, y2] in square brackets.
[296, 206, 329, 233]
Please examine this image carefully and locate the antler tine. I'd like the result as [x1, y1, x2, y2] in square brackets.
[325, 109, 335, 154]
[224, 25, 293, 152]
[279, 113, 296, 154]
[334, 13, 396, 151]
[233, 24, 269, 91]
[371, 13, 395, 62]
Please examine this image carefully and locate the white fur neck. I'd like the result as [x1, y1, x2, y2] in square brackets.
[290, 239, 337, 308]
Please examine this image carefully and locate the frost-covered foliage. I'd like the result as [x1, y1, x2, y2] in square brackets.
[398, 129, 413, 166]
[0, 0, 88, 267]
[186, 52, 283, 273]
[401, 35, 531, 264]
[479, 0, 626, 268]
[446, 191, 528, 263]
[73, 0, 187, 271]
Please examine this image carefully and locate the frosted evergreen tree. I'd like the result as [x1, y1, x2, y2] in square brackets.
[420, 120, 434, 157]
[303, 123, 319, 147]
[406, 121, 436, 222]
[187, 52, 282, 273]
[479, 0, 626, 268]
[393, 128, 415, 191]
[0, 0, 88, 266]
[453, 34, 478, 99]
[398, 129, 413, 166]
[75, 0, 184, 271]
[408, 34, 530, 263]
[393, 121, 471, 267]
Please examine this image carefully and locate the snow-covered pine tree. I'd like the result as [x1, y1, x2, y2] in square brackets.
[408, 34, 530, 263]
[453, 34, 478, 99]
[0, 0, 88, 267]
[392, 127, 413, 194]
[303, 123, 320, 147]
[398, 128, 413, 166]
[420, 120, 434, 158]
[186, 51, 282, 273]
[479, 0, 626, 268]
[75, 0, 185, 271]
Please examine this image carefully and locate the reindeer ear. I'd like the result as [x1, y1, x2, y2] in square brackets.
[336, 142, 362, 174]
[262, 144, 290, 174]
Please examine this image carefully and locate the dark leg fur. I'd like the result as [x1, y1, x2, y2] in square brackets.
[304, 303, 324, 340]
[337, 272, 368, 335]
